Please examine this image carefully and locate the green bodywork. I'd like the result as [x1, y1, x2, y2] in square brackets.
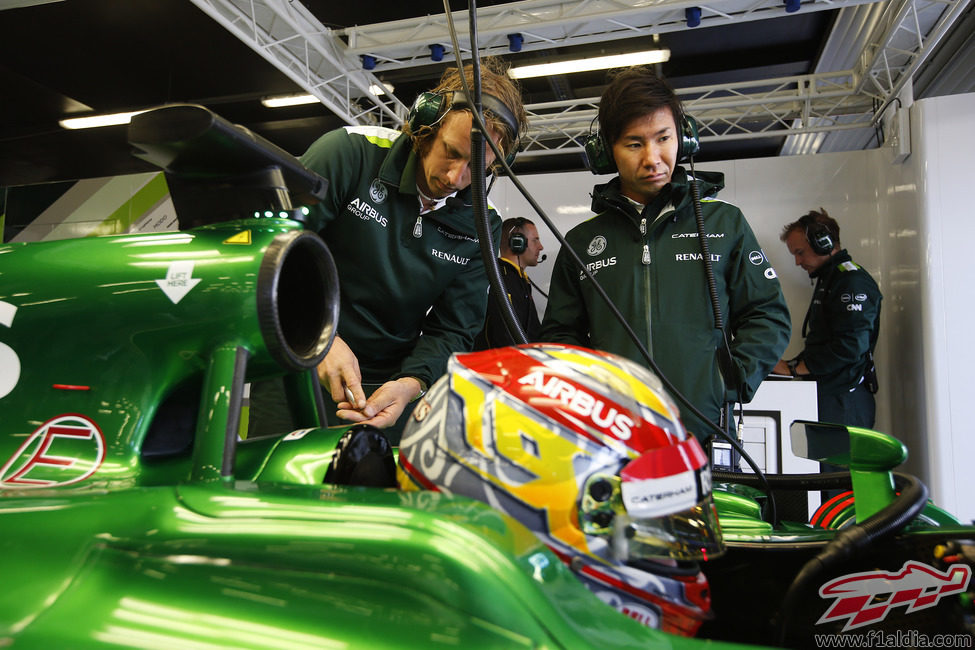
[0, 222, 755, 649]
[4, 102, 969, 648]
[717, 421, 965, 541]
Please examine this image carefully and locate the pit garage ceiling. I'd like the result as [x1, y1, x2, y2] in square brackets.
[0, 0, 972, 186]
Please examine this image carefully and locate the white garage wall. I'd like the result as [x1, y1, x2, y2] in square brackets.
[913, 93, 975, 524]
[492, 92, 975, 523]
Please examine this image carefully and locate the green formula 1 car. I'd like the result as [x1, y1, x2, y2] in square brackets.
[0, 104, 754, 649]
[2, 103, 971, 649]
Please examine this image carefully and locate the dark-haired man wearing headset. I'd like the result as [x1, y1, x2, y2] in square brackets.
[773, 208, 881, 428]
[295, 58, 527, 440]
[541, 66, 791, 442]
[473, 217, 544, 349]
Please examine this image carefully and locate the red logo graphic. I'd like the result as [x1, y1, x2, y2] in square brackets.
[0, 414, 105, 488]
[818, 560, 971, 631]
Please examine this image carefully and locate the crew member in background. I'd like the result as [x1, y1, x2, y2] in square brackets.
[773, 208, 881, 427]
[295, 58, 527, 441]
[474, 217, 544, 349]
[540, 66, 791, 442]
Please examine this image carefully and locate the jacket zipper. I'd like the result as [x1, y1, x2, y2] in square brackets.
[640, 216, 653, 353]
[640, 217, 651, 265]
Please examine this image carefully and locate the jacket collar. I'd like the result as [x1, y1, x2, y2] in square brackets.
[811, 249, 852, 279]
[376, 132, 418, 194]
[500, 256, 529, 279]
[590, 166, 726, 229]
[376, 132, 483, 237]
[377, 132, 477, 206]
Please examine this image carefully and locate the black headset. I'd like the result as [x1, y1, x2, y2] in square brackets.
[407, 89, 520, 165]
[800, 214, 835, 255]
[507, 217, 529, 254]
[584, 114, 700, 175]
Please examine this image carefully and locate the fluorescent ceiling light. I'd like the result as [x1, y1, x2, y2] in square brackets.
[508, 49, 671, 79]
[263, 83, 392, 108]
[59, 110, 146, 130]
[261, 94, 318, 108]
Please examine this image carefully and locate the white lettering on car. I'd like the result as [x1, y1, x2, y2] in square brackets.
[0, 301, 19, 400]
[0, 414, 105, 488]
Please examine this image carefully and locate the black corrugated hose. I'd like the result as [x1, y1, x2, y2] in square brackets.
[774, 471, 928, 645]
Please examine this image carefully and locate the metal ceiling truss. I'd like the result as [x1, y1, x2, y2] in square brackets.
[196, 0, 970, 156]
[856, 0, 971, 117]
[188, 0, 408, 127]
[520, 70, 879, 157]
[519, 0, 969, 157]
[338, 0, 880, 71]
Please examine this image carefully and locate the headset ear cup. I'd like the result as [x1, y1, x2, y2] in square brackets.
[800, 215, 835, 255]
[678, 115, 701, 163]
[509, 232, 527, 254]
[809, 225, 834, 255]
[584, 132, 617, 174]
[408, 91, 446, 132]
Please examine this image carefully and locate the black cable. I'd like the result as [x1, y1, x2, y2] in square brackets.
[775, 472, 928, 645]
[443, 1, 774, 521]
[492, 122, 773, 520]
[714, 470, 852, 491]
[687, 161, 723, 331]
[687, 157, 741, 397]
[687, 155, 752, 491]
[527, 275, 548, 299]
[441, 0, 528, 347]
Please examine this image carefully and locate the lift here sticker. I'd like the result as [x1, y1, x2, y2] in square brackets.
[0, 414, 105, 488]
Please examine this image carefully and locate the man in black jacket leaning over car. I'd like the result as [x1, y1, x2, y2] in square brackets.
[540, 66, 791, 441]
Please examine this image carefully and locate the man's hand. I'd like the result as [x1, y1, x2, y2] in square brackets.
[772, 359, 791, 376]
[772, 358, 808, 377]
[317, 335, 366, 409]
[336, 377, 423, 429]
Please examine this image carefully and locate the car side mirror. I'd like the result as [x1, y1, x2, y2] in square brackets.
[790, 420, 907, 472]
[790, 420, 851, 466]
[791, 420, 909, 522]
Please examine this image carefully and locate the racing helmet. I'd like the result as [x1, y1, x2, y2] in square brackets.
[397, 343, 724, 636]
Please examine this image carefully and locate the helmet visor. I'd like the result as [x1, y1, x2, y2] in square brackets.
[615, 436, 724, 561]
[611, 498, 725, 561]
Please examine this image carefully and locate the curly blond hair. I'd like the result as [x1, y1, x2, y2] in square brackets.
[404, 57, 526, 167]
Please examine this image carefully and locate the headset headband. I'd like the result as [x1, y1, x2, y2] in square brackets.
[448, 90, 520, 142]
